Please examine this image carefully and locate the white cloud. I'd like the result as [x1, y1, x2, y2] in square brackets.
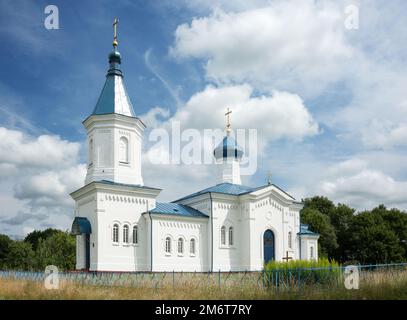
[0, 127, 80, 169]
[171, 1, 353, 96]
[321, 169, 407, 210]
[13, 164, 86, 208]
[0, 127, 85, 236]
[361, 119, 407, 149]
[140, 106, 170, 129]
[149, 84, 319, 147]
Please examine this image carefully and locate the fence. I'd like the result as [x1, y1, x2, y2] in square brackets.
[0, 263, 406, 291]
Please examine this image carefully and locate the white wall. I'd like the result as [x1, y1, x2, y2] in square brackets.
[151, 215, 208, 272]
[300, 237, 319, 260]
[85, 114, 144, 186]
[72, 183, 159, 272]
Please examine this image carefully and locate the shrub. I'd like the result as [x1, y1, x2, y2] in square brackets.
[263, 258, 341, 287]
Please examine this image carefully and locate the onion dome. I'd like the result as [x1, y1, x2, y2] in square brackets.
[213, 135, 244, 160]
[107, 49, 122, 76]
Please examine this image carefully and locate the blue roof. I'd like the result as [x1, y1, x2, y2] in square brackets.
[298, 224, 319, 236]
[213, 135, 244, 159]
[91, 49, 136, 117]
[71, 217, 92, 235]
[174, 182, 267, 202]
[98, 180, 161, 191]
[149, 203, 208, 218]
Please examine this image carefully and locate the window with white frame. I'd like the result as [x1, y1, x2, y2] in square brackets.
[123, 225, 129, 244]
[165, 237, 171, 254]
[310, 246, 314, 259]
[133, 225, 138, 244]
[113, 224, 119, 243]
[119, 136, 129, 163]
[221, 226, 226, 245]
[190, 238, 196, 255]
[288, 231, 292, 249]
[229, 227, 234, 246]
[178, 238, 184, 255]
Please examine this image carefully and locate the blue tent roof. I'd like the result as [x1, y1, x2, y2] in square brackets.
[298, 224, 319, 236]
[91, 49, 136, 117]
[213, 135, 244, 159]
[149, 203, 208, 218]
[174, 182, 267, 202]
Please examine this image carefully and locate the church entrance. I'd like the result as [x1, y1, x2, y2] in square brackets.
[263, 229, 275, 263]
[71, 217, 92, 270]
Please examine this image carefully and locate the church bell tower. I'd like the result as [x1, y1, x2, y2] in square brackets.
[84, 18, 144, 186]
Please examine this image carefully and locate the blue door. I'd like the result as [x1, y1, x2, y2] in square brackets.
[264, 230, 275, 263]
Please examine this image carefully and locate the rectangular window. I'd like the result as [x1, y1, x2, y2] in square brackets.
[133, 226, 138, 244]
[178, 238, 184, 254]
[190, 239, 196, 255]
[221, 226, 226, 245]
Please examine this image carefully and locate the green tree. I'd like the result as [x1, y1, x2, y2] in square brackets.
[5, 241, 35, 270]
[379, 206, 407, 258]
[35, 231, 76, 271]
[303, 196, 336, 217]
[24, 228, 60, 251]
[300, 207, 338, 258]
[348, 209, 404, 263]
[330, 203, 355, 262]
[0, 234, 13, 269]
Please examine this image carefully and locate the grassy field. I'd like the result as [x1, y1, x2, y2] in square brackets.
[0, 268, 406, 299]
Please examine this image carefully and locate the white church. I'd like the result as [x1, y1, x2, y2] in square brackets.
[70, 24, 319, 272]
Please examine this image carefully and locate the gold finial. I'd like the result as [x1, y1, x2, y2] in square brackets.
[225, 107, 232, 135]
[113, 17, 119, 48]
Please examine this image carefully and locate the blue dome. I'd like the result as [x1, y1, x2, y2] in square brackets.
[108, 49, 121, 63]
[213, 135, 244, 160]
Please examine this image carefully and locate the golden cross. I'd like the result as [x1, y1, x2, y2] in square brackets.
[225, 108, 232, 134]
[113, 17, 119, 47]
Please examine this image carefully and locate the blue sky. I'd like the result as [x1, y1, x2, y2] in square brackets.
[1, 0, 407, 237]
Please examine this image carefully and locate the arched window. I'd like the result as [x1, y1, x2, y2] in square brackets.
[165, 237, 171, 254]
[288, 231, 292, 249]
[123, 225, 129, 244]
[190, 238, 196, 255]
[119, 136, 129, 163]
[113, 224, 119, 243]
[178, 238, 184, 254]
[133, 225, 138, 244]
[89, 138, 93, 165]
[229, 227, 234, 246]
[221, 226, 226, 245]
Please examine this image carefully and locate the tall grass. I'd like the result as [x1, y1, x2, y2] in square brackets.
[0, 268, 406, 300]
